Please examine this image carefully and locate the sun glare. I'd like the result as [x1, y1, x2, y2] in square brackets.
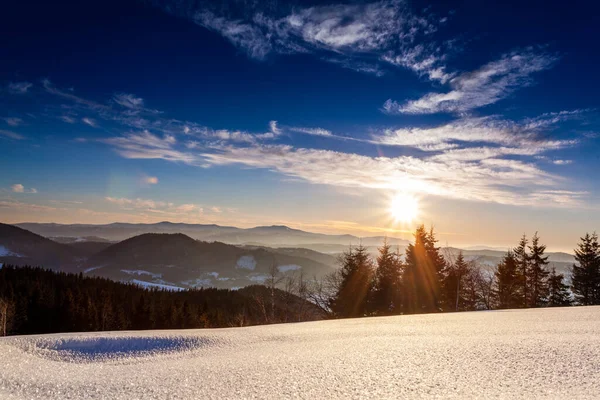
[390, 193, 419, 223]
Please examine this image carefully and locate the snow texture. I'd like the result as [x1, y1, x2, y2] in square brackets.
[236, 255, 256, 270]
[2, 307, 600, 399]
[278, 264, 302, 273]
[0, 246, 21, 257]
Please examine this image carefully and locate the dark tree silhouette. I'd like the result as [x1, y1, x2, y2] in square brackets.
[494, 251, 521, 309]
[547, 268, 572, 307]
[527, 232, 550, 307]
[373, 239, 403, 315]
[571, 233, 600, 305]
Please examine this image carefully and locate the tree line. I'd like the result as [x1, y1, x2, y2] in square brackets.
[0, 266, 323, 336]
[318, 226, 600, 317]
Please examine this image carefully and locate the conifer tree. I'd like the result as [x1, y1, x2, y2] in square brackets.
[547, 268, 571, 307]
[494, 251, 520, 309]
[331, 245, 374, 318]
[513, 235, 529, 307]
[527, 232, 550, 307]
[373, 239, 403, 315]
[571, 233, 600, 305]
[442, 251, 469, 311]
[403, 225, 444, 314]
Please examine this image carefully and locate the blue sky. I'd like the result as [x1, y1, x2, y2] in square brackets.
[1, 0, 599, 250]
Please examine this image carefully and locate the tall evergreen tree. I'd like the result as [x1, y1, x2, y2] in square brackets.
[403, 225, 444, 314]
[513, 235, 529, 307]
[547, 268, 571, 307]
[331, 245, 374, 318]
[571, 233, 600, 305]
[494, 251, 520, 309]
[373, 239, 403, 315]
[527, 232, 550, 307]
[442, 252, 469, 311]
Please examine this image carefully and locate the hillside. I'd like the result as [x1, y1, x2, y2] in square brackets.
[0, 223, 80, 270]
[1, 307, 599, 399]
[83, 233, 336, 289]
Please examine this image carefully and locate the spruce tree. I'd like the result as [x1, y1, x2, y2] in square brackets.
[331, 245, 374, 318]
[403, 225, 444, 314]
[373, 239, 403, 315]
[494, 251, 520, 309]
[513, 235, 529, 307]
[571, 233, 600, 305]
[443, 252, 469, 311]
[547, 268, 571, 307]
[527, 232, 550, 307]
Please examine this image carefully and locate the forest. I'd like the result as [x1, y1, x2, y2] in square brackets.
[0, 266, 323, 336]
[321, 226, 599, 317]
[1, 226, 599, 336]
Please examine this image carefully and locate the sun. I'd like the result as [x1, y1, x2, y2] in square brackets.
[389, 193, 419, 223]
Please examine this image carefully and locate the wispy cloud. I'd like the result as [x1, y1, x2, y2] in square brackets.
[113, 93, 145, 109]
[101, 130, 197, 164]
[199, 143, 584, 207]
[289, 126, 333, 137]
[3, 117, 23, 127]
[82, 117, 98, 127]
[143, 176, 159, 184]
[384, 49, 557, 114]
[7, 81, 32, 94]
[371, 116, 577, 155]
[183, 0, 449, 79]
[0, 130, 25, 140]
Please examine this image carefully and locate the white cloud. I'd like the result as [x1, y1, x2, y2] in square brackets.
[0, 130, 25, 140]
[60, 115, 76, 124]
[553, 159, 573, 165]
[385, 49, 557, 114]
[289, 126, 333, 137]
[7, 81, 32, 94]
[371, 116, 577, 154]
[10, 184, 36, 194]
[144, 176, 159, 184]
[190, 0, 448, 79]
[200, 143, 584, 207]
[113, 93, 145, 109]
[3, 117, 23, 127]
[82, 117, 98, 127]
[101, 131, 197, 164]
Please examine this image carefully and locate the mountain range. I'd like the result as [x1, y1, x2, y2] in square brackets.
[15, 222, 410, 247]
[1, 222, 577, 290]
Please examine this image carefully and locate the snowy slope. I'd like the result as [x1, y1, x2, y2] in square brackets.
[1, 307, 600, 399]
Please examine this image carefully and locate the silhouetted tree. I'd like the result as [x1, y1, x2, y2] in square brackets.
[403, 225, 445, 314]
[373, 239, 403, 315]
[513, 235, 529, 307]
[494, 251, 521, 309]
[547, 268, 571, 307]
[331, 245, 374, 318]
[527, 232, 550, 307]
[571, 233, 600, 305]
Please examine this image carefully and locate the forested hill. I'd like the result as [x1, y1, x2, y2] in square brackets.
[0, 265, 325, 336]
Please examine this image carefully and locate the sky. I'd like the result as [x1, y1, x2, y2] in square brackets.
[1, 0, 599, 251]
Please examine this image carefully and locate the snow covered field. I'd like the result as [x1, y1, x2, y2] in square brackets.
[1, 307, 600, 399]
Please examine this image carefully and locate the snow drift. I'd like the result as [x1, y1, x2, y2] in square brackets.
[1, 307, 600, 399]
